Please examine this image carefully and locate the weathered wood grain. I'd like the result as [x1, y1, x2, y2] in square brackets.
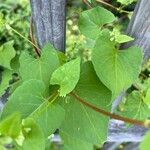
[30, 0, 66, 52]
[125, 0, 150, 62]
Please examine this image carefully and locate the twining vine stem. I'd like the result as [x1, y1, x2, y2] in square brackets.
[5, 24, 41, 56]
[70, 92, 149, 128]
[96, 0, 130, 14]
[96, 0, 116, 10]
[30, 16, 41, 57]
[82, 0, 92, 9]
[83, 0, 130, 14]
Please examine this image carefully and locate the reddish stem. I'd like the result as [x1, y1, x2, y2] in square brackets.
[70, 92, 146, 127]
[30, 16, 41, 57]
[82, 0, 92, 9]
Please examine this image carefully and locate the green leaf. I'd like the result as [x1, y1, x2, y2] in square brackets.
[30, 101, 65, 137]
[50, 57, 81, 97]
[116, 91, 150, 121]
[0, 41, 16, 69]
[1, 79, 65, 138]
[0, 69, 12, 96]
[0, 113, 21, 138]
[0, 136, 13, 150]
[117, 0, 136, 5]
[0, 13, 5, 28]
[110, 28, 134, 43]
[19, 43, 60, 89]
[61, 131, 93, 150]
[59, 62, 111, 145]
[9, 80, 22, 94]
[10, 55, 20, 74]
[140, 132, 150, 150]
[115, 34, 134, 44]
[22, 118, 45, 150]
[1, 79, 46, 119]
[144, 87, 150, 106]
[87, 0, 94, 3]
[92, 32, 142, 98]
[79, 6, 116, 39]
[0, 145, 5, 150]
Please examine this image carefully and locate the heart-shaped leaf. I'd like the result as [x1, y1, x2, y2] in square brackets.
[144, 87, 150, 106]
[0, 41, 16, 70]
[19, 43, 60, 90]
[22, 118, 45, 150]
[0, 69, 12, 97]
[116, 91, 150, 121]
[0, 113, 21, 138]
[50, 57, 81, 97]
[92, 32, 142, 98]
[140, 132, 150, 150]
[1, 79, 65, 137]
[61, 131, 93, 150]
[79, 6, 116, 39]
[1, 79, 46, 119]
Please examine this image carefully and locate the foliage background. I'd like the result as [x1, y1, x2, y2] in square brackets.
[1, 0, 150, 149]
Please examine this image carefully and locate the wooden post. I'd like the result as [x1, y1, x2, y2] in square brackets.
[30, 0, 66, 52]
[125, 0, 150, 62]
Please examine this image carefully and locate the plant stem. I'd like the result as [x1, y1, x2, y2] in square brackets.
[70, 92, 148, 128]
[96, 0, 116, 10]
[82, 0, 92, 9]
[96, 0, 130, 14]
[6, 24, 41, 55]
[30, 16, 41, 57]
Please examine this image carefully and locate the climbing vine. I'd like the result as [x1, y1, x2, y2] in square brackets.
[0, 1, 150, 150]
